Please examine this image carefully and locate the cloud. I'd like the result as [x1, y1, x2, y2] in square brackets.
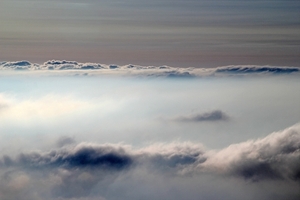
[0, 142, 205, 199]
[56, 137, 76, 148]
[0, 124, 300, 199]
[202, 124, 300, 182]
[0, 61, 37, 70]
[1, 124, 300, 182]
[0, 142, 205, 172]
[41, 60, 103, 70]
[1, 60, 299, 77]
[0, 93, 90, 121]
[215, 65, 300, 74]
[172, 110, 230, 123]
[3, 143, 133, 170]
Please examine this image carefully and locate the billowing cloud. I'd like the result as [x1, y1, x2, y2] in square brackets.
[0, 124, 299, 199]
[0, 143, 132, 170]
[172, 110, 230, 122]
[1, 124, 300, 182]
[202, 124, 300, 182]
[1, 60, 299, 77]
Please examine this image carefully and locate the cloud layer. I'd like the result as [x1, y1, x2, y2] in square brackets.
[0, 124, 299, 199]
[1, 60, 299, 77]
[1, 123, 299, 181]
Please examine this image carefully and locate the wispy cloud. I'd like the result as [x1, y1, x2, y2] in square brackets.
[172, 110, 230, 123]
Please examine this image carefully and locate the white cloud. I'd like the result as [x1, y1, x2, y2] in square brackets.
[202, 123, 300, 181]
[171, 110, 230, 123]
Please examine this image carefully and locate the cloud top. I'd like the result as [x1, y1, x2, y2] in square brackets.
[203, 124, 300, 182]
[0, 60, 299, 77]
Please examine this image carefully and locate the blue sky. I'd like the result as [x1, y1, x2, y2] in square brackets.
[0, 0, 299, 67]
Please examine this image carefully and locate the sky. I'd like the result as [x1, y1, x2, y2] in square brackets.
[1, 1, 300, 200]
[0, 0, 300, 67]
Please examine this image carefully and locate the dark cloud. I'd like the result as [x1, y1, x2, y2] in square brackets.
[0, 142, 205, 172]
[16, 144, 133, 170]
[56, 136, 76, 148]
[173, 110, 230, 122]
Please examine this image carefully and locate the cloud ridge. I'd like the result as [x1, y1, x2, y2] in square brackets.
[1, 124, 300, 182]
[1, 60, 299, 77]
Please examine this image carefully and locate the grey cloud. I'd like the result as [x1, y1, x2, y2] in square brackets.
[137, 143, 206, 171]
[56, 136, 76, 148]
[173, 110, 230, 123]
[158, 71, 194, 78]
[0, 142, 205, 199]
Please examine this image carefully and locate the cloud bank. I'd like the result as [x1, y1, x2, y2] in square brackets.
[1, 123, 299, 182]
[1, 60, 299, 77]
[0, 124, 299, 199]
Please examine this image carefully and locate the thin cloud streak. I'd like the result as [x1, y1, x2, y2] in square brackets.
[172, 110, 230, 123]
